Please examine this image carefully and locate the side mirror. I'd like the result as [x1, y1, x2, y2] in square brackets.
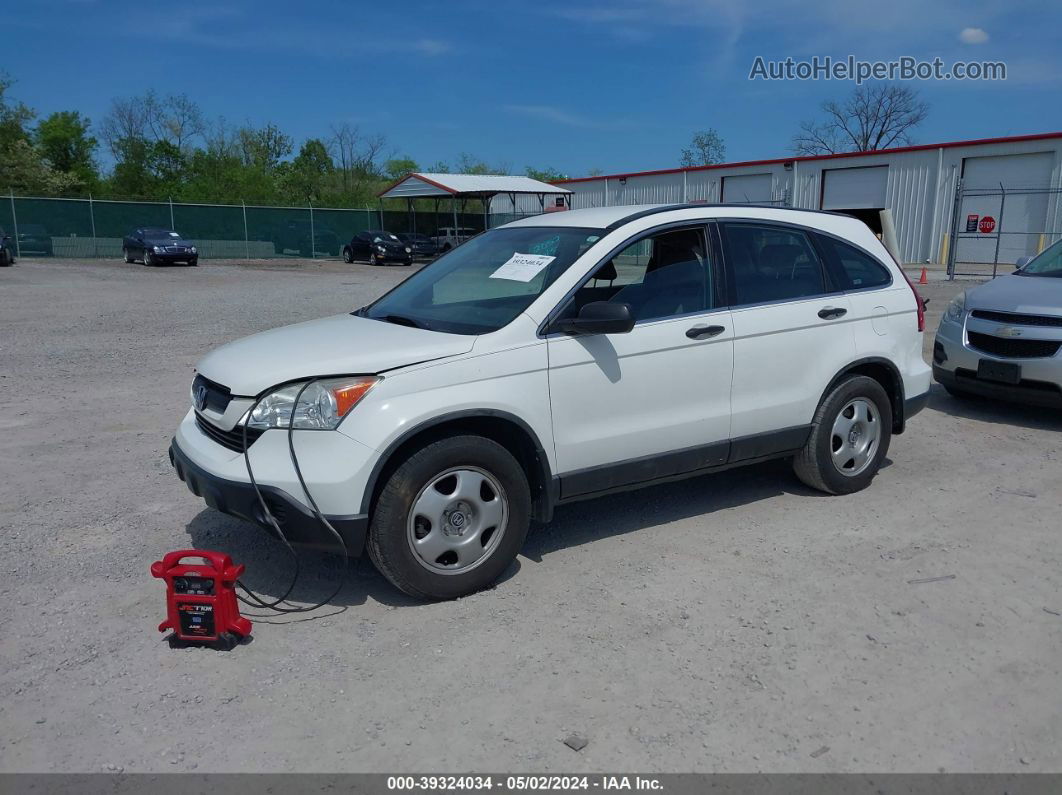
[555, 301, 634, 335]
[1015, 256, 1033, 269]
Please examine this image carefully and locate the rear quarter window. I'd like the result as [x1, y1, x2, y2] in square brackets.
[818, 235, 892, 290]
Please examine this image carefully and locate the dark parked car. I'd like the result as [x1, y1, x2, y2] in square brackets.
[17, 223, 53, 256]
[0, 228, 14, 266]
[397, 232, 439, 259]
[342, 230, 412, 266]
[122, 228, 198, 266]
[272, 220, 340, 257]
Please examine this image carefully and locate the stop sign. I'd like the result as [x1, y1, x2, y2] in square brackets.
[979, 216, 996, 234]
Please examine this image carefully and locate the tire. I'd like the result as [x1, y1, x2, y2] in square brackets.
[369, 252, 381, 266]
[793, 375, 892, 495]
[123, 248, 133, 263]
[189, 257, 199, 267]
[342, 247, 353, 264]
[143, 251, 154, 266]
[367, 435, 531, 600]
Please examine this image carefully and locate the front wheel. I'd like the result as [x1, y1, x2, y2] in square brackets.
[123, 248, 133, 263]
[143, 251, 154, 266]
[342, 247, 353, 264]
[793, 375, 892, 495]
[367, 435, 531, 600]
[369, 252, 381, 266]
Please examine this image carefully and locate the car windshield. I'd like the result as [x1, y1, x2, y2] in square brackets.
[143, 228, 181, 239]
[1018, 239, 1062, 277]
[361, 226, 603, 335]
[368, 230, 400, 241]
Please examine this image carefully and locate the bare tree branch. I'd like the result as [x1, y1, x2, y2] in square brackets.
[792, 85, 928, 155]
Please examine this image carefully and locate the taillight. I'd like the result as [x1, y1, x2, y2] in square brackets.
[899, 268, 926, 332]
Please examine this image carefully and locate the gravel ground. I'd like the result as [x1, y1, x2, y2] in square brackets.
[1, 257, 1060, 773]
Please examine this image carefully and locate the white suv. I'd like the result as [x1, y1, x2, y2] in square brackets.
[170, 205, 931, 600]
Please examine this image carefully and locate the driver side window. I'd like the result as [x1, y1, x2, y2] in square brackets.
[563, 226, 713, 323]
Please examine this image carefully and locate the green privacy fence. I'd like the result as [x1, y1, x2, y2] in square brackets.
[0, 196, 500, 260]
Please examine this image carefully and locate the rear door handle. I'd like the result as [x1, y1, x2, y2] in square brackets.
[686, 324, 726, 340]
[818, 307, 847, 320]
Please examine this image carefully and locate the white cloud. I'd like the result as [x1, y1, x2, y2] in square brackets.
[959, 27, 990, 44]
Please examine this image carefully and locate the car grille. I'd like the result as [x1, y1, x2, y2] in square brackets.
[967, 331, 1062, 359]
[192, 374, 232, 413]
[970, 309, 1062, 328]
[164, 246, 189, 254]
[195, 413, 264, 452]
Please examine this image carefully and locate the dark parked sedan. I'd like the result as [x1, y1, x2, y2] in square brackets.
[122, 228, 198, 266]
[397, 232, 439, 259]
[342, 230, 412, 266]
[17, 223, 53, 256]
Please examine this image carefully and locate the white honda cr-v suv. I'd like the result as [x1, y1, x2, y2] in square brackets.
[170, 205, 931, 600]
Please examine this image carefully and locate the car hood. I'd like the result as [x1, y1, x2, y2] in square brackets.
[145, 237, 194, 247]
[966, 273, 1062, 316]
[195, 313, 475, 395]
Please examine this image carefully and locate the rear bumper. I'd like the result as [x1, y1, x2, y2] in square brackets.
[169, 438, 368, 555]
[904, 389, 931, 421]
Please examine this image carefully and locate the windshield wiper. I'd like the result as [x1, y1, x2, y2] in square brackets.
[378, 313, 429, 330]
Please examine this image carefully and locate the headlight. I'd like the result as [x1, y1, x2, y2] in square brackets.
[376, 245, 387, 253]
[944, 292, 966, 323]
[405, 247, 412, 253]
[246, 377, 379, 430]
[190, 246, 197, 253]
[154, 245, 164, 253]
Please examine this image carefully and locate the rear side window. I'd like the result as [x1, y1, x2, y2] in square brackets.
[818, 235, 892, 290]
[720, 223, 826, 305]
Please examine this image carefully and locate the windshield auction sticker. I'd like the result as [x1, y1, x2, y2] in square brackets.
[489, 253, 556, 282]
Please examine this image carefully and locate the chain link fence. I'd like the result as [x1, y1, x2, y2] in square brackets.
[0, 196, 501, 260]
[946, 184, 1062, 278]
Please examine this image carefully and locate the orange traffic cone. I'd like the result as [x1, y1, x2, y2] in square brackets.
[918, 267, 928, 285]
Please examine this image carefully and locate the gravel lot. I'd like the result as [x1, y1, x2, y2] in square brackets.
[1, 257, 1060, 774]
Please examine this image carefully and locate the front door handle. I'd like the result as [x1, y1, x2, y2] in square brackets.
[686, 324, 726, 340]
[818, 307, 847, 320]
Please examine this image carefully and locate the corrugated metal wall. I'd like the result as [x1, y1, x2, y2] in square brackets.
[493, 137, 1062, 264]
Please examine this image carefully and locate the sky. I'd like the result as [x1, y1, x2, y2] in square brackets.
[6, 0, 1061, 178]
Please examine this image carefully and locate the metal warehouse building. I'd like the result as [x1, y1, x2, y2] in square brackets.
[493, 132, 1062, 273]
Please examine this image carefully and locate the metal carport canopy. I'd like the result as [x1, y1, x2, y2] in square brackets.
[377, 173, 573, 201]
[378, 173, 573, 234]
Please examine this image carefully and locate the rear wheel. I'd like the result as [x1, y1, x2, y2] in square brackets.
[367, 435, 531, 600]
[123, 248, 133, 263]
[794, 375, 892, 495]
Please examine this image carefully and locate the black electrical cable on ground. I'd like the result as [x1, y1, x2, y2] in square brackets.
[235, 378, 350, 613]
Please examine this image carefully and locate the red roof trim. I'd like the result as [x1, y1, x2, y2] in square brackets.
[552, 131, 1062, 185]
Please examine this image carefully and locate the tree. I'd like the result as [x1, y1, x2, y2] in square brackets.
[152, 93, 205, 152]
[99, 93, 152, 160]
[283, 138, 334, 201]
[680, 129, 726, 167]
[525, 166, 568, 182]
[35, 111, 98, 188]
[0, 74, 35, 149]
[238, 123, 292, 171]
[456, 152, 493, 175]
[792, 84, 929, 155]
[385, 156, 418, 180]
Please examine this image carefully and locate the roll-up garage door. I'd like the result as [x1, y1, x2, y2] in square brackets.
[956, 151, 1054, 264]
[721, 173, 773, 204]
[821, 166, 888, 210]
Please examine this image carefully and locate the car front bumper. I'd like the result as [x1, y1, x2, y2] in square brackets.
[170, 409, 374, 554]
[933, 317, 1062, 408]
[152, 252, 197, 262]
